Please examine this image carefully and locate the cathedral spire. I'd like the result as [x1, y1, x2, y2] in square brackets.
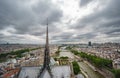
[39, 19, 52, 78]
[46, 19, 49, 49]
[43, 18, 50, 68]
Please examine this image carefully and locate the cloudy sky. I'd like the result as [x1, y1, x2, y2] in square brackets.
[0, 0, 120, 44]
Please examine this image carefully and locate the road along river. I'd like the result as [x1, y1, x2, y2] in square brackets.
[79, 61, 105, 78]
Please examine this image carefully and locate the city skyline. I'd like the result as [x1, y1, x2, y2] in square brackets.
[0, 0, 120, 44]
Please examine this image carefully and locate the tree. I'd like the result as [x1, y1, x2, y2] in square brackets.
[72, 61, 80, 75]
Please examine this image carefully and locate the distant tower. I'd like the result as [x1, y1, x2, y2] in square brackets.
[88, 41, 92, 46]
[39, 20, 52, 78]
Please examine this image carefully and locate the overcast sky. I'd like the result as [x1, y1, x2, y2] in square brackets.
[0, 0, 120, 44]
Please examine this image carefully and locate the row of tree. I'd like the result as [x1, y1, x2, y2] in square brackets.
[71, 49, 113, 68]
[55, 46, 61, 55]
[112, 69, 120, 78]
[69, 48, 120, 78]
[0, 47, 40, 62]
[72, 61, 80, 75]
[60, 56, 68, 59]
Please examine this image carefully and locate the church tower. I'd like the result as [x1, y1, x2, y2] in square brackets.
[39, 21, 52, 78]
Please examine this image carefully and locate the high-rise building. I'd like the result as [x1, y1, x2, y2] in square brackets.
[88, 41, 92, 46]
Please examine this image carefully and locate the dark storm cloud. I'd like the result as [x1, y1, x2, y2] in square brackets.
[0, 0, 63, 34]
[75, 0, 120, 41]
[80, 0, 93, 7]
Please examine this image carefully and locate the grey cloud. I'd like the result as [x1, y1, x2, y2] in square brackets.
[30, 25, 62, 36]
[78, 0, 120, 25]
[0, 0, 120, 43]
[52, 32, 74, 40]
[51, 32, 97, 43]
[32, 0, 63, 25]
[96, 19, 120, 35]
[74, 0, 120, 42]
[0, 0, 63, 43]
[75, 33, 97, 40]
[80, 0, 93, 7]
[0, 0, 63, 35]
